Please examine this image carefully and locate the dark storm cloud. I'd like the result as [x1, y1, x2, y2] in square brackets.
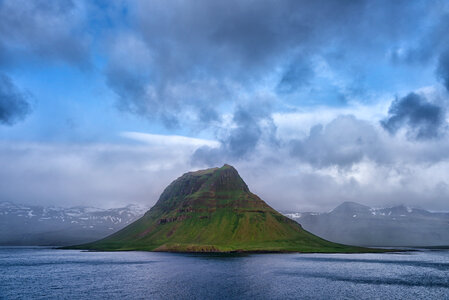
[227, 105, 273, 158]
[105, 0, 423, 128]
[0, 73, 31, 125]
[192, 101, 277, 166]
[0, 0, 91, 126]
[0, 0, 89, 66]
[381, 93, 446, 140]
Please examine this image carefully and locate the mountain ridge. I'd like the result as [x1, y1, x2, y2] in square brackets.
[0, 202, 147, 246]
[284, 201, 449, 247]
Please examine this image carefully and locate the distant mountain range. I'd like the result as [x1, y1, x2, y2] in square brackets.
[284, 202, 449, 247]
[0, 202, 147, 246]
[2, 199, 449, 247]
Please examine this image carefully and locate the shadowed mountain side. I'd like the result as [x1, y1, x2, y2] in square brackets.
[66, 165, 385, 253]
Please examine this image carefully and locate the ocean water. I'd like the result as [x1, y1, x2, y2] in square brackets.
[0, 247, 448, 299]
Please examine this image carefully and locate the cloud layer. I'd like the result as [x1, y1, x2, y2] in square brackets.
[2, 1, 449, 212]
[103, 0, 433, 127]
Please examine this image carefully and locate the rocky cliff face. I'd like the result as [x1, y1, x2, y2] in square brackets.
[70, 164, 367, 253]
[208, 164, 250, 193]
[150, 164, 269, 220]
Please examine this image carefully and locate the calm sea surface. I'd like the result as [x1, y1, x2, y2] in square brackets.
[0, 247, 448, 299]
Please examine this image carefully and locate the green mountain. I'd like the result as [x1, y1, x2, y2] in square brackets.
[68, 164, 380, 253]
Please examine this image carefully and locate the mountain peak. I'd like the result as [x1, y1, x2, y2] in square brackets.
[70, 165, 364, 253]
[155, 165, 249, 212]
[186, 164, 234, 175]
[331, 201, 371, 214]
[210, 164, 249, 193]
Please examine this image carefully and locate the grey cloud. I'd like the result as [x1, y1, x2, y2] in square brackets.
[0, 0, 90, 66]
[191, 146, 224, 168]
[0, 0, 90, 126]
[226, 107, 264, 158]
[0, 73, 31, 125]
[104, 30, 227, 127]
[6, 129, 449, 212]
[286, 112, 449, 169]
[0, 142, 193, 208]
[107, 60, 224, 128]
[196, 108, 449, 171]
[192, 101, 277, 165]
[381, 92, 446, 140]
[106, 66, 149, 115]
[290, 115, 383, 168]
[237, 153, 449, 212]
[106, 0, 422, 126]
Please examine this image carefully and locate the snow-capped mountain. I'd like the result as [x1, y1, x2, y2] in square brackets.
[0, 202, 148, 246]
[284, 202, 449, 247]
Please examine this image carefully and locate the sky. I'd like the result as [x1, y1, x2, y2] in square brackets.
[1, 0, 449, 212]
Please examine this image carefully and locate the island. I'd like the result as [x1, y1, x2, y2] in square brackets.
[66, 164, 388, 253]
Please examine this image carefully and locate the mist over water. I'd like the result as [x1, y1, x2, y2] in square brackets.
[1, 247, 448, 299]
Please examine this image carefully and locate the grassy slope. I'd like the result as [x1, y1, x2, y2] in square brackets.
[67, 165, 386, 253]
